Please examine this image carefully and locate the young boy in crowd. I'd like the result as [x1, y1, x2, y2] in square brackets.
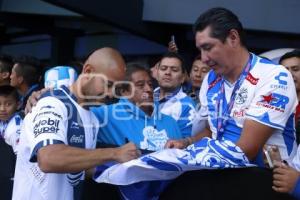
[0, 85, 23, 154]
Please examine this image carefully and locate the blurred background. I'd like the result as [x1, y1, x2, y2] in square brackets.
[0, 0, 299, 70]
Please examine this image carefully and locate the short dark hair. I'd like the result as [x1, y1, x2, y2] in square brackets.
[279, 49, 300, 64]
[13, 55, 41, 86]
[194, 54, 202, 61]
[158, 51, 186, 73]
[118, 63, 151, 93]
[0, 54, 13, 73]
[0, 85, 20, 101]
[193, 7, 246, 46]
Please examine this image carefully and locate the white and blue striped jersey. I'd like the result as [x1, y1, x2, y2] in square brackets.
[12, 86, 99, 200]
[199, 53, 298, 164]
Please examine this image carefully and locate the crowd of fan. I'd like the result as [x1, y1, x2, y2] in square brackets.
[1, 7, 300, 200]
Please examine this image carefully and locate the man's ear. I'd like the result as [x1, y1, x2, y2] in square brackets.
[227, 29, 240, 47]
[82, 64, 95, 74]
[81, 64, 95, 81]
[2, 72, 10, 79]
[17, 76, 24, 85]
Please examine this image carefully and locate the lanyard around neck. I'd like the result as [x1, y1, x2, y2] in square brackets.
[216, 54, 253, 139]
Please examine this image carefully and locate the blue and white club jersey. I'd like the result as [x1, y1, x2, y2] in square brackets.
[92, 97, 183, 151]
[12, 87, 99, 200]
[291, 145, 300, 171]
[154, 87, 197, 138]
[0, 113, 23, 154]
[199, 53, 298, 163]
[44, 66, 78, 89]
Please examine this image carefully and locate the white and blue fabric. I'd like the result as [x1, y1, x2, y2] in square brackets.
[94, 137, 253, 199]
[44, 66, 78, 89]
[0, 113, 23, 154]
[154, 87, 197, 138]
[95, 138, 252, 184]
[13, 86, 99, 200]
[91, 97, 183, 151]
[199, 53, 298, 165]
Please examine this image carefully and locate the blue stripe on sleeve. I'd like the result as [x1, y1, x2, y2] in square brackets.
[29, 139, 64, 162]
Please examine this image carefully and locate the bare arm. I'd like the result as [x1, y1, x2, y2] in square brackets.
[191, 125, 212, 143]
[236, 119, 274, 161]
[37, 142, 139, 173]
[165, 124, 212, 149]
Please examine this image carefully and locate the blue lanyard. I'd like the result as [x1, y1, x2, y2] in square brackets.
[216, 54, 253, 139]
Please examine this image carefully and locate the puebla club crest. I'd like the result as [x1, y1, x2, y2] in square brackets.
[235, 88, 248, 105]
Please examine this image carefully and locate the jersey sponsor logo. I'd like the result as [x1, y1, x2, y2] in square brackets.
[140, 126, 168, 151]
[246, 73, 259, 85]
[233, 109, 246, 118]
[235, 88, 248, 105]
[70, 121, 80, 129]
[33, 111, 62, 122]
[256, 93, 289, 112]
[70, 135, 84, 143]
[33, 118, 60, 137]
[40, 105, 55, 110]
[270, 84, 288, 90]
[208, 76, 222, 90]
[275, 72, 288, 85]
[271, 72, 288, 90]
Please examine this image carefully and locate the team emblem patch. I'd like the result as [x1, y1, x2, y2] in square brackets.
[235, 88, 248, 105]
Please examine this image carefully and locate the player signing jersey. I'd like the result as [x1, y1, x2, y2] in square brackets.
[12, 86, 99, 200]
[199, 53, 298, 165]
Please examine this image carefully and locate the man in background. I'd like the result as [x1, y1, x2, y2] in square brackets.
[155, 52, 196, 138]
[10, 55, 42, 111]
[279, 49, 300, 144]
[0, 54, 13, 86]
